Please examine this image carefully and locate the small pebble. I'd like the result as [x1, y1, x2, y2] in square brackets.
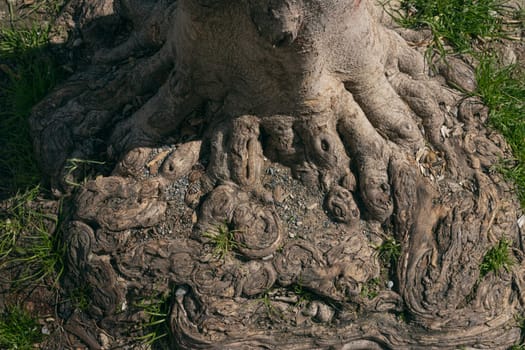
[306, 203, 318, 210]
[176, 286, 189, 297]
[41, 326, 50, 335]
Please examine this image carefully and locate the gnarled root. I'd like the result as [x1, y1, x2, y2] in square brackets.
[33, 0, 524, 349]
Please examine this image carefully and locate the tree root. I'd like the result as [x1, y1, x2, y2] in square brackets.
[31, 0, 524, 348]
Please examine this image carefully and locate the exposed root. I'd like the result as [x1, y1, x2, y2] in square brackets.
[29, 0, 524, 348]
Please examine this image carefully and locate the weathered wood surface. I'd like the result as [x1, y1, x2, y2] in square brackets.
[30, 0, 524, 348]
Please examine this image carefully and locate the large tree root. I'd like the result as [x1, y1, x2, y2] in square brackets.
[31, 0, 524, 348]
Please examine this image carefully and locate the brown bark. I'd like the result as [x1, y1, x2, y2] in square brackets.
[30, 0, 524, 348]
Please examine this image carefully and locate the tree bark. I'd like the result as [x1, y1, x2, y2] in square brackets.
[31, 0, 524, 348]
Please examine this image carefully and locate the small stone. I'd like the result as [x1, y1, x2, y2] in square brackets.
[41, 326, 50, 335]
[306, 203, 318, 210]
[176, 286, 189, 297]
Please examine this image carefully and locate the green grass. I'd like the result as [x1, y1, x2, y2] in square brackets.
[479, 239, 514, 278]
[510, 345, 525, 350]
[385, 0, 512, 54]
[64, 158, 107, 187]
[292, 281, 315, 305]
[0, 186, 64, 287]
[4, 0, 65, 26]
[203, 222, 239, 260]
[376, 237, 401, 267]
[66, 286, 92, 311]
[512, 314, 525, 349]
[387, 0, 525, 205]
[360, 277, 381, 300]
[0, 24, 64, 196]
[134, 293, 171, 347]
[0, 6, 66, 350]
[0, 305, 43, 350]
[258, 291, 283, 319]
[475, 57, 525, 205]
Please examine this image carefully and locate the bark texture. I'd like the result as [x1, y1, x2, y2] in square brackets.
[30, 0, 525, 348]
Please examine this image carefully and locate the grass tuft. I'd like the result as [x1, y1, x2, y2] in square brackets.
[292, 281, 315, 305]
[360, 277, 381, 300]
[0, 305, 43, 350]
[0, 25, 50, 57]
[134, 293, 171, 347]
[386, 0, 512, 54]
[66, 286, 92, 312]
[475, 57, 525, 205]
[0, 186, 64, 287]
[479, 239, 514, 278]
[387, 0, 525, 207]
[375, 237, 401, 267]
[0, 24, 64, 196]
[0, 8, 66, 350]
[203, 222, 239, 260]
[64, 158, 107, 187]
[258, 291, 282, 319]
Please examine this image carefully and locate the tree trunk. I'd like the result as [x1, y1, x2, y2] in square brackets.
[31, 0, 524, 348]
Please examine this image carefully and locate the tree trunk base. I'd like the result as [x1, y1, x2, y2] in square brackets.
[30, 0, 524, 348]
